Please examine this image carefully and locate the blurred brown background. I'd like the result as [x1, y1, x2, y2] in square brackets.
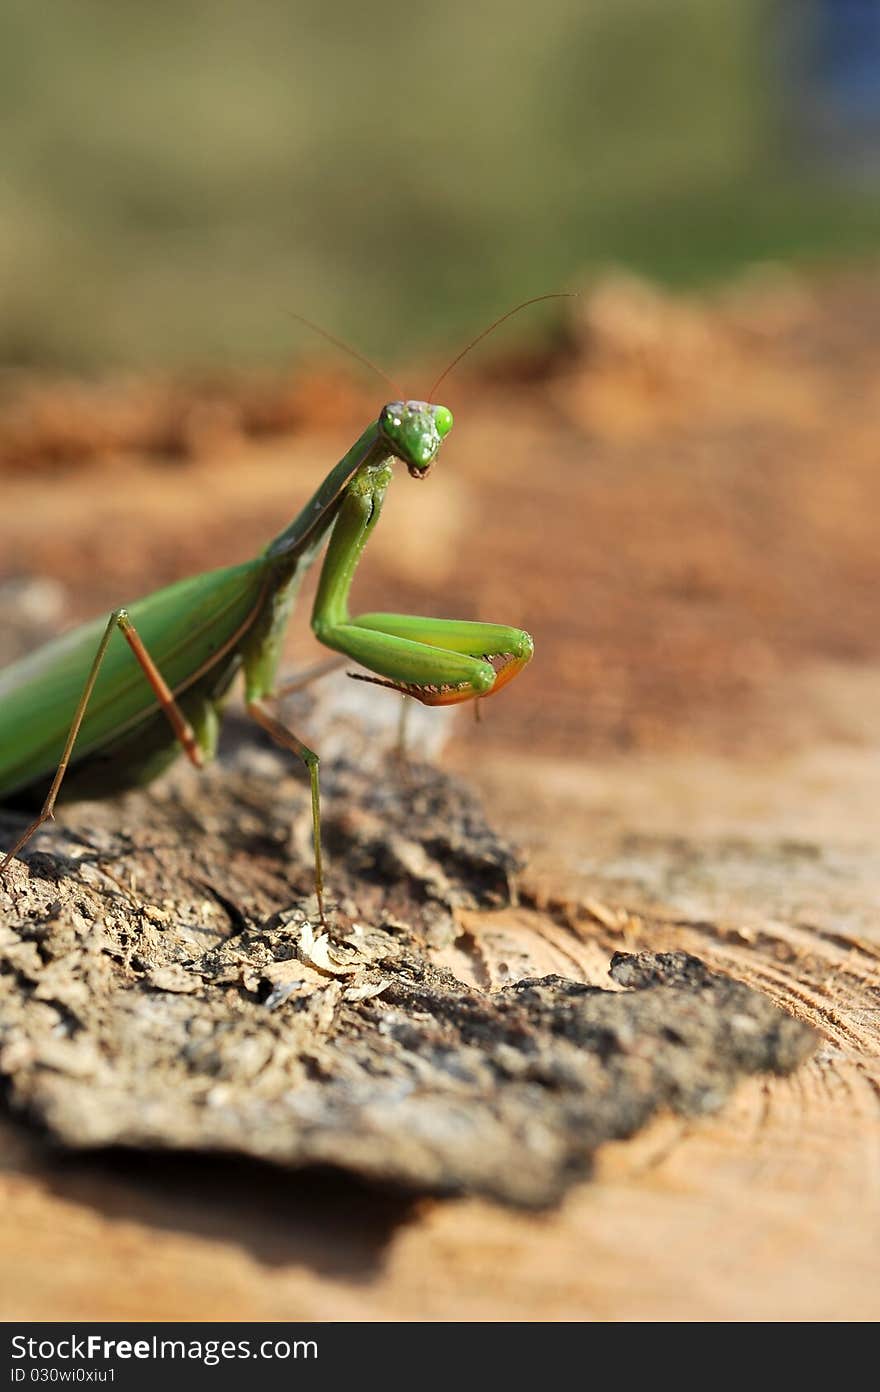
[1, 0, 879, 1322]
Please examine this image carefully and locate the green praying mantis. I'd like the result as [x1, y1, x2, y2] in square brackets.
[0, 301, 560, 921]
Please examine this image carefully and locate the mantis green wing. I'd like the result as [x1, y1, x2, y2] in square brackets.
[0, 558, 267, 799]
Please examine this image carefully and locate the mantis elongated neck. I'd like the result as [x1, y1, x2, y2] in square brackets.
[265, 421, 388, 564]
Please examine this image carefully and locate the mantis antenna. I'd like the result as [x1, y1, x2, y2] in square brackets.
[429, 292, 577, 397]
[287, 295, 575, 403]
[285, 309, 404, 397]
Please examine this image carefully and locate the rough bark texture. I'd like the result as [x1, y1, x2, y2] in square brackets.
[0, 734, 815, 1209]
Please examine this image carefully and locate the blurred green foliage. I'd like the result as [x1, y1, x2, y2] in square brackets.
[2, 0, 880, 370]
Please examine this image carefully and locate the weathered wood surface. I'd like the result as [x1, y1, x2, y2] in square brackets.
[1, 273, 879, 1320]
[0, 719, 816, 1209]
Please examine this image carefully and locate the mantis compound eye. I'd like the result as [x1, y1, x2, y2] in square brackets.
[379, 402, 404, 434]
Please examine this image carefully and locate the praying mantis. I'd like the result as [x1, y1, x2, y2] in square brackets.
[0, 301, 557, 920]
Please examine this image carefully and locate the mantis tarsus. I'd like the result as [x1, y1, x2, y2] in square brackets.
[0, 303, 552, 920]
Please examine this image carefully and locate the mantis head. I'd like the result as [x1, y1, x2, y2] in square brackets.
[378, 400, 453, 479]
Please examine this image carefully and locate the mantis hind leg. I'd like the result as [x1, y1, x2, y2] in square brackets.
[246, 698, 325, 925]
[0, 608, 206, 873]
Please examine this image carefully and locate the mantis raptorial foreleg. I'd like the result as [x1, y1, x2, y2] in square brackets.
[309, 458, 534, 707]
[334, 615, 534, 705]
[0, 608, 205, 872]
